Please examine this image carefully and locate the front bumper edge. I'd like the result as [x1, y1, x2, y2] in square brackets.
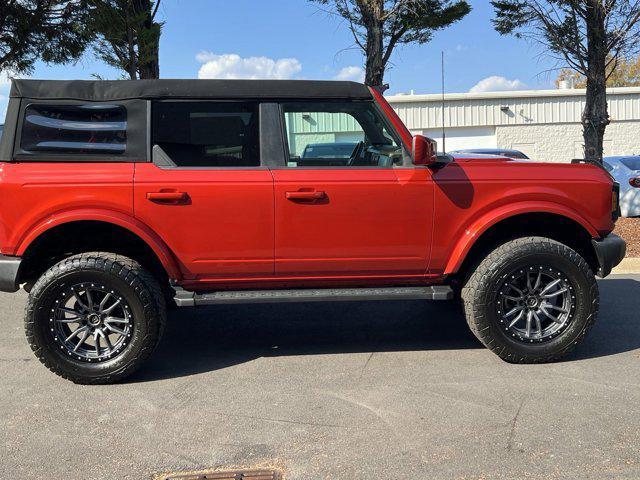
[592, 233, 626, 278]
[0, 255, 22, 292]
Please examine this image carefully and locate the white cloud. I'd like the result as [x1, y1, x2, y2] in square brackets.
[0, 72, 11, 86]
[469, 76, 527, 93]
[333, 66, 365, 83]
[196, 52, 302, 80]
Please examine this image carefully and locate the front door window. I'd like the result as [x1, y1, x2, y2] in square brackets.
[282, 102, 409, 168]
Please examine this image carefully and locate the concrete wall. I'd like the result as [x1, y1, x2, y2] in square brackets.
[417, 126, 497, 152]
[496, 120, 640, 162]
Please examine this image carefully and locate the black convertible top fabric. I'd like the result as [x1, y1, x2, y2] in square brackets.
[10, 79, 372, 101]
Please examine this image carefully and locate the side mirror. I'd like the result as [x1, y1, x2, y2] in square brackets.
[412, 135, 437, 165]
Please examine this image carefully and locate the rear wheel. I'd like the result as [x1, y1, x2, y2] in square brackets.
[461, 237, 598, 363]
[25, 252, 166, 384]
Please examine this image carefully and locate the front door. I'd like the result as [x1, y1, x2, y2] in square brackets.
[134, 101, 274, 280]
[273, 101, 434, 277]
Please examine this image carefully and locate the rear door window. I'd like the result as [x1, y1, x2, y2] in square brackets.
[152, 101, 260, 167]
[20, 104, 127, 155]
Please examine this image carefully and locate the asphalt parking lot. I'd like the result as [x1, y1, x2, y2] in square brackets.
[1, 275, 639, 479]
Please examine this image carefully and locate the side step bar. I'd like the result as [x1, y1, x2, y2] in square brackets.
[174, 285, 454, 307]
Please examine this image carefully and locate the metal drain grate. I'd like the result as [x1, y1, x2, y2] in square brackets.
[163, 469, 282, 480]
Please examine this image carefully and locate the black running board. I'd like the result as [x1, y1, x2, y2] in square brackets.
[174, 285, 453, 307]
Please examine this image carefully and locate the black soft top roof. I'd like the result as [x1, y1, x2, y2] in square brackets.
[10, 79, 372, 101]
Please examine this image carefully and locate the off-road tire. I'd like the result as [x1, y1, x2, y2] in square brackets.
[25, 252, 166, 384]
[461, 237, 598, 363]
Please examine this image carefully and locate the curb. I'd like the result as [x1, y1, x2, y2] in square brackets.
[612, 257, 640, 274]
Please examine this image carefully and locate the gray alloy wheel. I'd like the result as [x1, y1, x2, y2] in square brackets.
[51, 283, 134, 362]
[496, 265, 576, 343]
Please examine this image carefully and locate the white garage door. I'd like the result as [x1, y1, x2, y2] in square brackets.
[419, 126, 497, 153]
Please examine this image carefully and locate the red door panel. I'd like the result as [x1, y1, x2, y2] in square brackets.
[134, 163, 274, 279]
[272, 168, 433, 276]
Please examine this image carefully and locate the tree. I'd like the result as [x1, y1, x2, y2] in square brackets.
[492, 1, 640, 163]
[556, 54, 640, 87]
[88, 0, 162, 79]
[0, 0, 90, 74]
[312, 0, 470, 86]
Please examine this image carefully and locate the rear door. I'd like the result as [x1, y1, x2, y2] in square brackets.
[133, 101, 274, 281]
[272, 101, 434, 277]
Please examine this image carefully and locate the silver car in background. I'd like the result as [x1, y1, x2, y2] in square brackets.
[604, 156, 640, 217]
[452, 148, 530, 159]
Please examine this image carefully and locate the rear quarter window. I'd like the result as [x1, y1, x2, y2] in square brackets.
[20, 104, 127, 155]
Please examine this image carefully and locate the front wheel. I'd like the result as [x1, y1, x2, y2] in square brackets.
[462, 237, 598, 363]
[25, 252, 166, 384]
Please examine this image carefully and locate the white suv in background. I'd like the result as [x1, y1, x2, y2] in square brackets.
[604, 156, 640, 217]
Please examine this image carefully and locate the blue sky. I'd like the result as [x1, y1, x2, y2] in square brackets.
[1, 0, 562, 116]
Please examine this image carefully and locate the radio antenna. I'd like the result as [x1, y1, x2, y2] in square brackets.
[441, 50, 446, 154]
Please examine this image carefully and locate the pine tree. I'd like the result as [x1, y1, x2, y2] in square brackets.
[312, 0, 470, 86]
[0, 0, 91, 74]
[88, 0, 162, 80]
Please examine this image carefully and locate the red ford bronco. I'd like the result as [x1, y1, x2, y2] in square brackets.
[0, 79, 625, 384]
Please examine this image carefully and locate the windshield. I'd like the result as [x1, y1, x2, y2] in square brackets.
[502, 150, 529, 159]
[621, 157, 640, 171]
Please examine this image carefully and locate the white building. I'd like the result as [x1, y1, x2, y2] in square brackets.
[387, 87, 640, 162]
